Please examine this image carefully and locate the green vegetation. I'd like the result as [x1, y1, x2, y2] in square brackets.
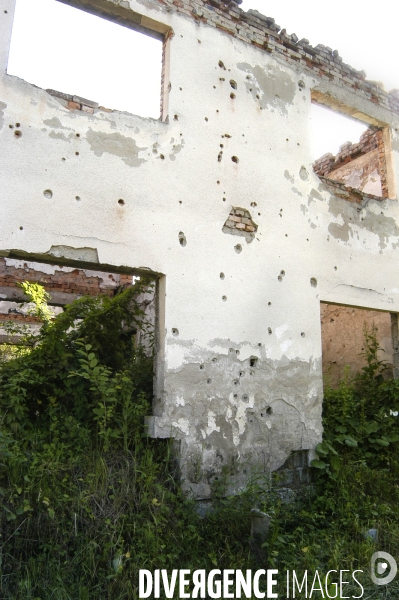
[1, 287, 399, 598]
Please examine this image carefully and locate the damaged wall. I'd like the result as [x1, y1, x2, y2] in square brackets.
[313, 128, 389, 198]
[320, 303, 394, 387]
[1, 0, 399, 498]
[0, 255, 155, 344]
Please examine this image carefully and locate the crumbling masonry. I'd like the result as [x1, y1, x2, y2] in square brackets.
[1, 0, 399, 497]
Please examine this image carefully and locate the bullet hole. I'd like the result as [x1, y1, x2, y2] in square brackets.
[286, 138, 289, 141]
[256, 94, 260, 100]
[179, 87, 182, 91]
[205, 117, 208, 121]
[75, 196, 81, 201]
[230, 93, 236, 99]
[249, 357, 258, 367]
[239, 371, 244, 377]
[220, 272, 225, 279]
[198, 39, 201, 43]
[298, 80, 305, 88]
[222, 296, 227, 301]
[62, 157, 66, 161]
[172, 328, 179, 336]
[301, 332, 305, 338]
[118, 199, 125, 206]
[242, 394, 249, 402]
[334, 266, 337, 271]
[216, 110, 219, 113]
[268, 302, 271, 306]
[278, 276, 283, 282]
[213, 86, 216, 89]
[310, 277, 317, 288]
[220, 144, 224, 148]
[223, 197, 226, 202]
[207, 379, 212, 384]
[220, 77, 225, 81]
[212, 357, 218, 363]
[258, 343, 262, 347]
[200, 364, 205, 370]
[179, 200, 182, 204]
[250, 202, 257, 207]
[178, 232, 187, 246]
[160, 154, 165, 160]
[174, 114, 179, 121]
[280, 270, 285, 276]
[230, 80, 237, 89]
[15, 122, 20, 127]
[218, 60, 226, 69]
[231, 156, 239, 164]
[261, 407, 272, 417]
[297, 142, 300, 146]
[233, 379, 239, 386]
[234, 244, 242, 254]
[4, 10, 8, 13]
[43, 189, 53, 199]
[285, 234, 288, 237]
[14, 130, 22, 138]
[9, 124, 13, 128]
[19, 226, 23, 230]
[218, 151, 223, 162]
[75, 152, 79, 155]
[268, 327, 272, 335]
[217, 180, 220, 184]
[233, 393, 238, 399]
[76, 133, 80, 137]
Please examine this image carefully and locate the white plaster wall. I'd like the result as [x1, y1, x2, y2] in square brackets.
[1, 0, 399, 496]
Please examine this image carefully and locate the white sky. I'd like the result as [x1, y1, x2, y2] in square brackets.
[7, 0, 398, 158]
[7, 0, 162, 118]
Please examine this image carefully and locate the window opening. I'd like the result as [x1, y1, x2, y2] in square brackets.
[7, 0, 163, 118]
[311, 103, 389, 199]
[0, 257, 154, 351]
[320, 302, 396, 388]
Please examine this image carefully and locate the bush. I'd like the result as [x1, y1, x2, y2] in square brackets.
[1, 290, 399, 598]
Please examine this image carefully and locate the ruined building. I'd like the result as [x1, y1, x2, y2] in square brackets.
[1, 0, 399, 498]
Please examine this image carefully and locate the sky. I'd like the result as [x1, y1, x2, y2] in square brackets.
[7, 0, 398, 159]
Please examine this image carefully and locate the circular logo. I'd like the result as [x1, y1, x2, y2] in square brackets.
[371, 552, 397, 586]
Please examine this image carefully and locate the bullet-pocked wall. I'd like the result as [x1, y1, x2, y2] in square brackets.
[1, 0, 399, 498]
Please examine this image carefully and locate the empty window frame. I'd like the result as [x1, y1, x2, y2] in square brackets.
[311, 95, 393, 200]
[7, 0, 168, 119]
[320, 302, 397, 387]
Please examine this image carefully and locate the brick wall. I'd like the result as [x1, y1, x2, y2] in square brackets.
[154, 0, 399, 116]
[0, 258, 134, 298]
[313, 128, 389, 199]
[0, 258, 136, 330]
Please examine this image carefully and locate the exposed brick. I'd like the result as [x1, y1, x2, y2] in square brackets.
[67, 101, 81, 110]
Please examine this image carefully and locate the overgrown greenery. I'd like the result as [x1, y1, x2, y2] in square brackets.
[1, 287, 399, 598]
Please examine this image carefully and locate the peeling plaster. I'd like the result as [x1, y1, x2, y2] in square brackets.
[0, 101, 6, 130]
[150, 347, 322, 497]
[237, 63, 296, 115]
[43, 117, 69, 129]
[86, 128, 146, 167]
[328, 197, 399, 249]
